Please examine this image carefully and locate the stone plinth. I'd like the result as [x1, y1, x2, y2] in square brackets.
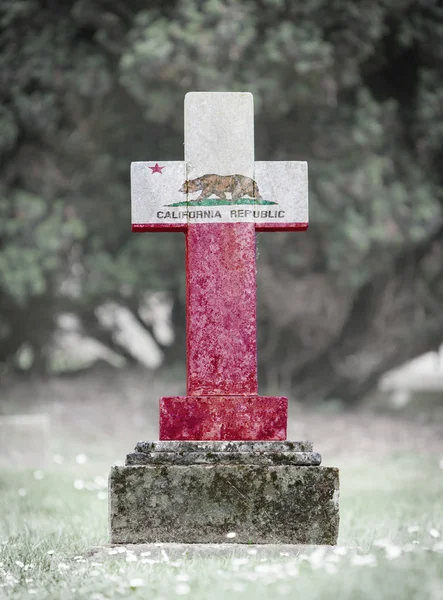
[160, 397, 287, 440]
[109, 441, 339, 545]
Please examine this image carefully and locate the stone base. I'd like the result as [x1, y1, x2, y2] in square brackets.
[109, 441, 339, 545]
[160, 396, 287, 440]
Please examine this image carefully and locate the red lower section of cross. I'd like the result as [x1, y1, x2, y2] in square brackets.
[159, 396, 287, 441]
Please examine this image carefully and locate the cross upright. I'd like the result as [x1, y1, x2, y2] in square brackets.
[131, 92, 308, 441]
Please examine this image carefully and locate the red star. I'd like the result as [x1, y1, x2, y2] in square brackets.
[149, 163, 165, 174]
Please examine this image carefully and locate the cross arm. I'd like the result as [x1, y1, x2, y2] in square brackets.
[131, 161, 188, 232]
[253, 161, 308, 232]
[131, 160, 308, 231]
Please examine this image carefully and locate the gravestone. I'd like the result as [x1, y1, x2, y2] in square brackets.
[109, 92, 339, 544]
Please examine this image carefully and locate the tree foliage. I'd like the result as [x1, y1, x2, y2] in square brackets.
[1, 0, 443, 401]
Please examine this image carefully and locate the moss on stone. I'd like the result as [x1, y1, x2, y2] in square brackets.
[109, 464, 339, 544]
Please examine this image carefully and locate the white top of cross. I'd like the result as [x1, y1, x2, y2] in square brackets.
[131, 92, 308, 231]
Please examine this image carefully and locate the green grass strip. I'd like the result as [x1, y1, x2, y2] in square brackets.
[165, 198, 278, 207]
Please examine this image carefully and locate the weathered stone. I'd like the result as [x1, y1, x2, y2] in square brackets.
[119, 92, 338, 546]
[126, 450, 321, 466]
[135, 440, 313, 453]
[160, 395, 287, 440]
[109, 464, 339, 545]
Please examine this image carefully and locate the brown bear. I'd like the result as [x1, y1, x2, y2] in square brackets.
[179, 174, 262, 202]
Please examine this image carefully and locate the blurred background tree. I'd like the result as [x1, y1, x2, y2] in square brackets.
[1, 0, 442, 402]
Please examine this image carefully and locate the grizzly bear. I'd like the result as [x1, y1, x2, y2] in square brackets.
[179, 174, 262, 202]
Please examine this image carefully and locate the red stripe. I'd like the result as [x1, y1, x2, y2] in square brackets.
[132, 223, 187, 232]
[132, 221, 308, 232]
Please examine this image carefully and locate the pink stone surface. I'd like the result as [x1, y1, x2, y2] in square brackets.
[186, 222, 258, 396]
[160, 396, 287, 441]
[133, 95, 310, 442]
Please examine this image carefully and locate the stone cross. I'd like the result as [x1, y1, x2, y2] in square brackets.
[131, 92, 308, 441]
[111, 93, 338, 546]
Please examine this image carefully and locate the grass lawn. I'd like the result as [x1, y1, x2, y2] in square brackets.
[1, 449, 442, 599]
[1, 371, 442, 599]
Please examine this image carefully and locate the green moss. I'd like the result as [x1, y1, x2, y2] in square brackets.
[110, 465, 339, 544]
